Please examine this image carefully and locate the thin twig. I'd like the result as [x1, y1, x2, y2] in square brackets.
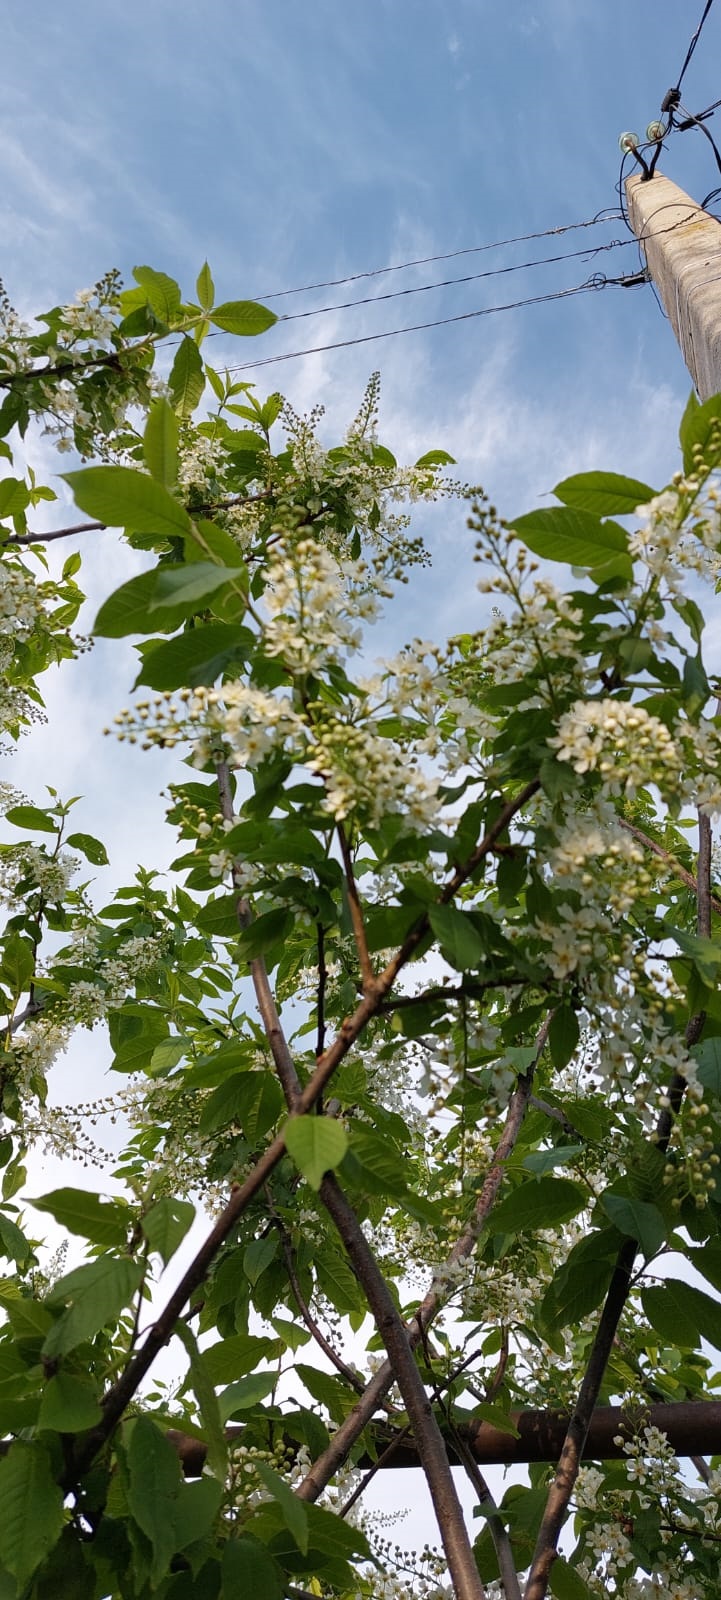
[269, 1201, 366, 1395]
[619, 816, 721, 918]
[316, 924, 327, 1059]
[3, 491, 271, 548]
[336, 822, 374, 992]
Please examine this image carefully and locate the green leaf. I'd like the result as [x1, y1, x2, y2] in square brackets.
[168, 337, 205, 418]
[134, 621, 252, 690]
[111, 1007, 169, 1072]
[126, 1416, 182, 1585]
[43, 1256, 144, 1357]
[548, 1005, 580, 1069]
[29, 1187, 128, 1248]
[315, 1248, 364, 1314]
[679, 390, 721, 474]
[415, 448, 456, 466]
[141, 1197, 195, 1263]
[63, 466, 190, 538]
[0, 1443, 63, 1585]
[471, 1402, 520, 1437]
[4, 805, 56, 833]
[549, 1557, 593, 1599]
[143, 398, 179, 488]
[255, 1463, 308, 1553]
[428, 903, 486, 969]
[133, 266, 182, 322]
[553, 471, 656, 516]
[284, 1116, 348, 1191]
[93, 568, 195, 637]
[599, 1193, 666, 1257]
[37, 1373, 102, 1432]
[65, 832, 109, 866]
[0, 1214, 30, 1265]
[174, 1320, 227, 1481]
[196, 262, 215, 312]
[0, 936, 34, 996]
[148, 561, 244, 611]
[642, 1278, 721, 1350]
[210, 301, 277, 336]
[509, 506, 630, 571]
[218, 1372, 277, 1420]
[201, 1333, 278, 1385]
[489, 1176, 587, 1236]
[243, 1233, 278, 1286]
[221, 1537, 284, 1600]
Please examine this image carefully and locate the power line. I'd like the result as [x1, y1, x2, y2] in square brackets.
[222, 275, 629, 375]
[674, 0, 716, 93]
[250, 213, 624, 303]
[272, 239, 634, 326]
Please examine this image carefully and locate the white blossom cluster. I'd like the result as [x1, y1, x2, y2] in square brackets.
[630, 478, 721, 594]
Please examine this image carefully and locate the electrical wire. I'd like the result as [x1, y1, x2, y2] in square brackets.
[221, 275, 630, 375]
[271, 238, 634, 325]
[248, 213, 625, 303]
[674, 0, 716, 94]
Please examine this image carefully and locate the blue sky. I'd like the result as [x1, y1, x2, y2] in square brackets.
[4, 0, 721, 1546]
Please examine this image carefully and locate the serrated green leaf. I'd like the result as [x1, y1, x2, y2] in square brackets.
[28, 1187, 128, 1248]
[0, 1443, 63, 1584]
[218, 1372, 277, 1420]
[255, 1462, 308, 1553]
[4, 805, 56, 834]
[143, 398, 178, 488]
[315, 1247, 364, 1314]
[642, 1278, 721, 1350]
[470, 1402, 520, 1437]
[37, 1373, 102, 1432]
[415, 448, 456, 466]
[43, 1256, 144, 1357]
[428, 903, 485, 969]
[221, 1536, 284, 1600]
[168, 337, 205, 418]
[174, 1320, 227, 1481]
[679, 390, 721, 474]
[210, 301, 277, 336]
[126, 1416, 182, 1585]
[548, 1005, 580, 1069]
[141, 1196, 194, 1263]
[148, 561, 244, 611]
[554, 471, 656, 516]
[133, 266, 182, 322]
[490, 1176, 586, 1236]
[284, 1116, 348, 1191]
[64, 466, 190, 538]
[599, 1193, 666, 1257]
[0, 1214, 29, 1265]
[65, 831, 109, 866]
[509, 506, 630, 571]
[134, 622, 252, 691]
[201, 1333, 278, 1386]
[196, 261, 215, 312]
[549, 1557, 593, 1599]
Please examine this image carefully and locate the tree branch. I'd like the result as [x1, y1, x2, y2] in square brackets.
[524, 807, 714, 1600]
[297, 1028, 543, 1502]
[3, 491, 271, 548]
[619, 816, 721, 918]
[168, 1399, 721, 1476]
[336, 822, 374, 992]
[68, 775, 540, 1484]
[319, 1173, 487, 1600]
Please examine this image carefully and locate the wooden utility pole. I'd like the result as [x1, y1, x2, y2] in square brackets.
[626, 170, 721, 399]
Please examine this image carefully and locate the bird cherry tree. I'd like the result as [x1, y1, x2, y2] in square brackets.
[1, 262, 721, 1600]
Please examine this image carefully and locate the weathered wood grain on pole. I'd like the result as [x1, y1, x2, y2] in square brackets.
[626, 170, 721, 400]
